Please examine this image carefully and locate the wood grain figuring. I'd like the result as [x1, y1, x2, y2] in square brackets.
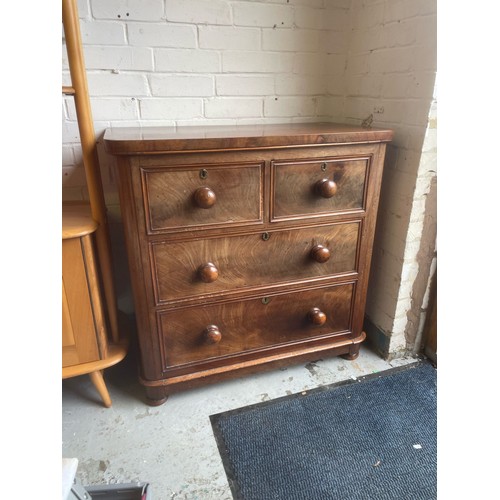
[80, 230, 108, 360]
[104, 122, 394, 155]
[158, 283, 354, 368]
[141, 163, 263, 233]
[150, 222, 360, 304]
[105, 122, 392, 402]
[272, 156, 369, 220]
[62, 237, 100, 367]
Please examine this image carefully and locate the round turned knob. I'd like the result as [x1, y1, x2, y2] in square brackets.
[193, 186, 216, 209]
[198, 262, 219, 283]
[308, 308, 327, 326]
[310, 244, 331, 263]
[204, 325, 222, 344]
[315, 178, 337, 198]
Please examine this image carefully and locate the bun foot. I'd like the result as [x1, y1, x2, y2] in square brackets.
[341, 341, 362, 361]
[341, 352, 359, 361]
[145, 386, 169, 406]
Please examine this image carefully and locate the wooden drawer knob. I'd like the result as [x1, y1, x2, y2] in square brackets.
[308, 307, 327, 326]
[198, 262, 219, 283]
[193, 186, 216, 209]
[315, 178, 337, 198]
[204, 325, 222, 344]
[310, 244, 331, 263]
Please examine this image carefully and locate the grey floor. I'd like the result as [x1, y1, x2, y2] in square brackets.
[62, 338, 418, 500]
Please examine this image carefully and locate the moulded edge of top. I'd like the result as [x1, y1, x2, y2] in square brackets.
[103, 122, 394, 156]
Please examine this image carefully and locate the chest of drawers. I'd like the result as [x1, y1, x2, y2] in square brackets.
[104, 122, 393, 405]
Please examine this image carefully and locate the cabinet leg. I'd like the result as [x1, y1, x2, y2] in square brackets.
[145, 386, 169, 406]
[89, 370, 112, 408]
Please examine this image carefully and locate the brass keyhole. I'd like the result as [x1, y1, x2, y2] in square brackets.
[262, 232, 270, 241]
[321, 163, 327, 172]
[200, 168, 208, 179]
[261, 297, 271, 305]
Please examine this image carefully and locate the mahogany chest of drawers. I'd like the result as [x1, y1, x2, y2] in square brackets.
[104, 122, 393, 405]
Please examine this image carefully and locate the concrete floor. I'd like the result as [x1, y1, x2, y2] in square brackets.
[62, 340, 417, 500]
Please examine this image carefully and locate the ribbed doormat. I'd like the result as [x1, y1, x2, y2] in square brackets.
[211, 361, 436, 500]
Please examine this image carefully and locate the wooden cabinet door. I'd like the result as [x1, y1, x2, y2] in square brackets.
[62, 237, 101, 367]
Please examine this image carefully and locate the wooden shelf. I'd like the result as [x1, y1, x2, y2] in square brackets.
[62, 202, 97, 239]
[62, 339, 129, 379]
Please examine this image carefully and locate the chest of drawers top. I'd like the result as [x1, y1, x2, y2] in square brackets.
[104, 122, 393, 155]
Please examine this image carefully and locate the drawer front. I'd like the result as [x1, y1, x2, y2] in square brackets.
[141, 162, 263, 233]
[151, 221, 360, 304]
[271, 156, 370, 220]
[158, 283, 354, 368]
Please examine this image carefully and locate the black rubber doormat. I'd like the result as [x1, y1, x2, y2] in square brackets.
[210, 361, 436, 500]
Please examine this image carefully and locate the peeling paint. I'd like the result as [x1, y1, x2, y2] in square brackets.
[404, 175, 436, 353]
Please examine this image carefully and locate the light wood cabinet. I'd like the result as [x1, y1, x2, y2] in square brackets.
[62, 221, 106, 367]
[62, 203, 127, 407]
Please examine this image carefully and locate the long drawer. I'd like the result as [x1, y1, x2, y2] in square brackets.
[158, 282, 354, 369]
[150, 221, 360, 304]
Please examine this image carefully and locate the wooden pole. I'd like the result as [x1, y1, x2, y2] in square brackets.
[62, 0, 120, 342]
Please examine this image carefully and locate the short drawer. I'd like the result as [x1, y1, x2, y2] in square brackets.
[158, 283, 354, 368]
[271, 156, 370, 221]
[140, 162, 263, 234]
[150, 221, 360, 304]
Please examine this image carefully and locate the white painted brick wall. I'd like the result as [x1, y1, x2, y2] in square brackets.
[127, 24, 197, 48]
[295, 53, 330, 76]
[275, 75, 326, 96]
[90, 0, 164, 21]
[166, 0, 232, 26]
[79, 21, 126, 45]
[150, 75, 214, 97]
[139, 98, 203, 120]
[155, 48, 220, 73]
[216, 75, 274, 96]
[83, 46, 154, 71]
[205, 98, 263, 119]
[262, 29, 320, 53]
[62, 0, 436, 357]
[232, 3, 294, 28]
[86, 73, 149, 96]
[343, 1, 437, 355]
[222, 51, 294, 74]
[264, 96, 317, 118]
[198, 26, 261, 51]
